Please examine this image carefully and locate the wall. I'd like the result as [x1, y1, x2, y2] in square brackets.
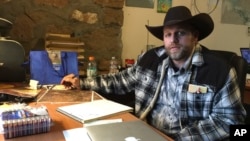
[1, 0, 250, 68]
[0, 0, 124, 72]
[122, 0, 250, 64]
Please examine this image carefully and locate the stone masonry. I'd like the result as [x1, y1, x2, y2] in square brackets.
[0, 0, 124, 71]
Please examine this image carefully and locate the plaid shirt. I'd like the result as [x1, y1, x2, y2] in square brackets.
[82, 45, 246, 141]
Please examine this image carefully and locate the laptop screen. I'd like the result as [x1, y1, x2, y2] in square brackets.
[240, 48, 250, 63]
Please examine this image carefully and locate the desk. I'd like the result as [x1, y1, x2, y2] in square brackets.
[0, 89, 173, 141]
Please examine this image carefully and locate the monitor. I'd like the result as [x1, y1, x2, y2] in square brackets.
[240, 48, 250, 63]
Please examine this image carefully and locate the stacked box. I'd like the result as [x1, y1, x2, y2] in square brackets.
[0, 104, 52, 139]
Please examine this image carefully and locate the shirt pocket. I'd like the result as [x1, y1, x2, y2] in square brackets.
[186, 85, 215, 118]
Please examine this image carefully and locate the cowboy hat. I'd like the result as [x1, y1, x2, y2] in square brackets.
[146, 6, 214, 41]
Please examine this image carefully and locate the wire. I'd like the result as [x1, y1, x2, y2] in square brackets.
[194, 0, 219, 14]
[36, 85, 55, 103]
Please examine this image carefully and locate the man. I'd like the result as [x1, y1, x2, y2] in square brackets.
[61, 6, 246, 141]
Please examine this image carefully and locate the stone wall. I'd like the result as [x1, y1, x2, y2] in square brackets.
[0, 0, 124, 71]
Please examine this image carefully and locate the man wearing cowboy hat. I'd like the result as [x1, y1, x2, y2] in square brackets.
[61, 6, 246, 141]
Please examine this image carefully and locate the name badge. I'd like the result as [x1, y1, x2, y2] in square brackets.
[188, 84, 207, 94]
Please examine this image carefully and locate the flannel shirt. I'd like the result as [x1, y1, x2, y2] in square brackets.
[81, 45, 246, 141]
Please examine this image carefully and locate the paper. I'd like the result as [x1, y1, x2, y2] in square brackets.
[247, 74, 250, 80]
[188, 84, 207, 93]
[51, 84, 67, 90]
[29, 79, 39, 89]
[84, 118, 122, 127]
[63, 128, 91, 141]
[0, 86, 41, 97]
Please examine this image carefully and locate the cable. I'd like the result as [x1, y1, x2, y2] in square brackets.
[194, 0, 219, 14]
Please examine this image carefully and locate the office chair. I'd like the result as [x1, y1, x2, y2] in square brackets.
[0, 17, 12, 37]
[0, 38, 26, 82]
[0, 18, 26, 82]
[210, 50, 249, 123]
[210, 50, 247, 100]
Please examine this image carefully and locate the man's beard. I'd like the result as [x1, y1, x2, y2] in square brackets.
[167, 46, 191, 61]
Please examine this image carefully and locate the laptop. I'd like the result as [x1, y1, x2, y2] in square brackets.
[240, 48, 250, 73]
[85, 120, 167, 141]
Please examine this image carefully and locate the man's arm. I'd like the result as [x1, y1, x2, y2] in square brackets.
[174, 69, 246, 141]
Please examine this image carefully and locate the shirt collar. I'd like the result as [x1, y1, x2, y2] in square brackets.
[191, 44, 204, 67]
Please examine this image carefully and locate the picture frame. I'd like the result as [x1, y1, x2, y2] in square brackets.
[126, 0, 154, 8]
[157, 0, 172, 13]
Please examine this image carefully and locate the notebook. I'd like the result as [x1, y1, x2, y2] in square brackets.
[240, 48, 250, 73]
[85, 120, 167, 141]
[57, 99, 133, 123]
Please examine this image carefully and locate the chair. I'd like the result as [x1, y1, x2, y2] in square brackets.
[210, 50, 247, 100]
[0, 17, 12, 37]
[211, 50, 249, 123]
[212, 50, 247, 97]
[0, 17, 26, 82]
[0, 38, 26, 82]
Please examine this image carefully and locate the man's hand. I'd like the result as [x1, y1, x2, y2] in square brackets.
[60, 74, 80, 90]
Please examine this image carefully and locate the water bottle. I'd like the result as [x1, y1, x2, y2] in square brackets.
[109, 56, 119, 74]
[87, 56, 97, 80]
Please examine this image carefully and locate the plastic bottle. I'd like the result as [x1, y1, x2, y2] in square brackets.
[125, 59, 135, 68]
[109, 56, 119, 74]
[87, 56, 97, 80]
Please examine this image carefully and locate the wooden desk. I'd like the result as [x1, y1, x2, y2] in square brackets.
[0, 89, 173, 141]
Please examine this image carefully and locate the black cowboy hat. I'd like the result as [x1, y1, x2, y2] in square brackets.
[146, 6, 214, 41]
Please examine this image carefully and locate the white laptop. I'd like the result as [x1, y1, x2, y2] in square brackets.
[85, 120, 168, 141]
